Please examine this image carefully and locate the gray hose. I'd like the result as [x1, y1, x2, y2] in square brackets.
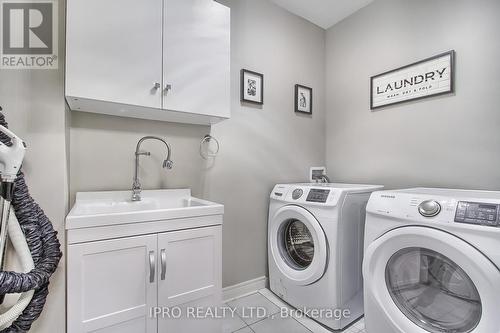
[0, 112, 62, 332]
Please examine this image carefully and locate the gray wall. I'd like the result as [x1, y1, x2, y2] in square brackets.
[0, 2, 67, 333]
[207, 0, 325, 286]
[70, 113, 208, 202]
[325, 0, 500, 190]
[70, 0, 326, 287]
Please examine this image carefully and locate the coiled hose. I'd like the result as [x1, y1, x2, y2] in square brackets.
[0, 113, 62, 332]
[0, 210, 35, 329]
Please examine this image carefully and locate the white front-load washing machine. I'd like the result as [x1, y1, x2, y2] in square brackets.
[364, 188, 500, 333]
[268, 183, 383, 330]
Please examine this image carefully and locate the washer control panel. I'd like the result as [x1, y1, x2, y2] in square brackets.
[306, 189, 331, 203]
[455, 201, 499, 227]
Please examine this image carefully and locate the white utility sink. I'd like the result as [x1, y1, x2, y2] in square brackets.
[66, 189, 224, 230]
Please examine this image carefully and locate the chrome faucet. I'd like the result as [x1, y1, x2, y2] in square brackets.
[132, 136, 173, 201]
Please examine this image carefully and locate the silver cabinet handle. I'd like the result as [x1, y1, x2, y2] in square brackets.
[160, 249, 166, 281]
[164, 84, 172, 93]
[153, 82, 161, 90]
[149, 251, 155, 283]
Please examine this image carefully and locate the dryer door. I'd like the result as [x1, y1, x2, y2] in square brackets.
[363, 226, 500, 333]
[270, 205, 328, 286]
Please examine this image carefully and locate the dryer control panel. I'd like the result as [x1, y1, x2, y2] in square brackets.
[306, 189, 330, 203]
[455, 201, 500, 227]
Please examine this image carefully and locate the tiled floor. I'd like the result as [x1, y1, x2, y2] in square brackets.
[223, 289, 366, 333]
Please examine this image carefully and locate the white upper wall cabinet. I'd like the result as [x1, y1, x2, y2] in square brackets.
[66, 0, 230, 125]
[66, 0, 164, 109]
[163, 0, 230, 119]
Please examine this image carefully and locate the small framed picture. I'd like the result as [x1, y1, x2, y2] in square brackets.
[241, 69, 264, 105]
[295, 84, 312, 114]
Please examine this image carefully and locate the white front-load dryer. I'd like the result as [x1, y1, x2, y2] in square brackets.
[363, 188, 500, 333]
[268, 183, 383, 330]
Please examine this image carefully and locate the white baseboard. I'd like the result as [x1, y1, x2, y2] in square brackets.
[222, 276, 268, 302]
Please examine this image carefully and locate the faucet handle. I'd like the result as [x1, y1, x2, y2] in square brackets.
[132, 179, 141, 190]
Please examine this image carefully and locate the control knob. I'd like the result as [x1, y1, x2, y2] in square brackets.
[418, 200, 441, 217]
[292, 189, 303, 200]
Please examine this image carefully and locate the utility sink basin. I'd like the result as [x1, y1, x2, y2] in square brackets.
[66, 189, 224, 230]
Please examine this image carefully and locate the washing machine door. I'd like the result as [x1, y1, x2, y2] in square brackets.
[270, 205, 328, 286]
[364, 226, 500, 333]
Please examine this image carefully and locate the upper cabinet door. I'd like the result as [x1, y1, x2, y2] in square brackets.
[67, 234, 158, 333]
[163, 0, 230, 119]
[66, 0, 163, 108]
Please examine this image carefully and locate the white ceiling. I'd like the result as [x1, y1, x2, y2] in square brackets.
[269, 0, 374, 29]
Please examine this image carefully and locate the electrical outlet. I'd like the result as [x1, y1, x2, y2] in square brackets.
[310, 167, 326, 183]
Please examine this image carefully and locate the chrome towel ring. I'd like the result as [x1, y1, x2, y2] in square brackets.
[199, 135, 220, 160]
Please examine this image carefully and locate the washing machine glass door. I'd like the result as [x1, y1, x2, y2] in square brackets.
[364, 226, 500, 333]
[283, 219, 315, 269]
[386, 248, 481, 333]
[270, 205, 327, 286]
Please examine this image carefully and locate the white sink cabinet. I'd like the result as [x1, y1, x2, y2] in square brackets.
[66, 190, 223, 333]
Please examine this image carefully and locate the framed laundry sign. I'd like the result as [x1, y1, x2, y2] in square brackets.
[370, 50, 455, 110]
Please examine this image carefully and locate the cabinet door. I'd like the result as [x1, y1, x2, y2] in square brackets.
[163, 0, 230, 118]
[157, 226, 222, 333]
[66, 0, 163, 108]
[67, 235, 158, 333]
